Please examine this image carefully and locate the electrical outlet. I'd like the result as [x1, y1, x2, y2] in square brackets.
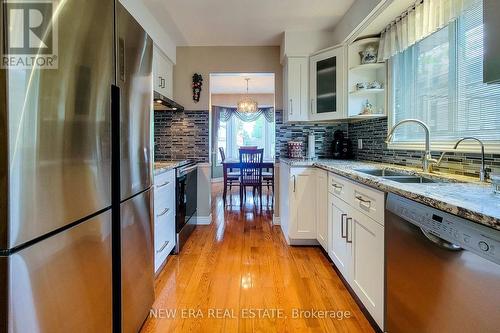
[358, 139, 363, 150]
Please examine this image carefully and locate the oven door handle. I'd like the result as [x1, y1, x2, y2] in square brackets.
[178, 165, 197, 176]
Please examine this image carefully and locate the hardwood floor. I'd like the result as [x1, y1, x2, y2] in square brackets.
[141, 184, 374, 333]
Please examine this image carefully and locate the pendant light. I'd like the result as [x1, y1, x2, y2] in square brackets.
[237, 78, 258, 113]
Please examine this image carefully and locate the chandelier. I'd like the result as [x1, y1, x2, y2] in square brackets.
[237, 78, 258, 113]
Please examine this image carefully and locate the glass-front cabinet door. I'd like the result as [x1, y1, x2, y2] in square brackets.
[310, 46, 345, 121]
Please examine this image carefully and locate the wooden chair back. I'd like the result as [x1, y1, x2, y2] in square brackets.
[239, 148, 263, 163]
[219, 147, 226, 162]
[239, 148, 263, 186]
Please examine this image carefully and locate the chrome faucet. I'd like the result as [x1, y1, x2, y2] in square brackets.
[436, 137, 487, 182]
[385, 119, 437, 173]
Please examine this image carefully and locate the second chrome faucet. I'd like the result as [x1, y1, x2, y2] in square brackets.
[386, 119, 488, 182]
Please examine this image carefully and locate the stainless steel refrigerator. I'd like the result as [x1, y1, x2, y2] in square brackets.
[0, 1, 154, 332]
[115, 4, 155, 333]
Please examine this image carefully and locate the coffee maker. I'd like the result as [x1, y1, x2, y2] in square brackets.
[332, 130, 353, 159]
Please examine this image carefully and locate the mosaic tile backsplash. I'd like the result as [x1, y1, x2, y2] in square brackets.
[154, 110, 209, 163]
[347, 117, 500, 178]
[153, 109, 499, 178]
[275, 110, 348, 160]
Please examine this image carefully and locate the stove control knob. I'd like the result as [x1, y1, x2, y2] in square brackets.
[478, 241, 489, 252]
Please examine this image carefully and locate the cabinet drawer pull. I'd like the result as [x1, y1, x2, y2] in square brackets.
[293, 175, 296, 192]
[346, 217, 353, 243]
[156, 208, 169, 217]
[341, 213, 347, 239]
[156, 241, 169, 253]
[289, 98, 293, 115]
[156, 181, 170, 188]
[355, 195, 371, 205]
[332, 183, 342, 189]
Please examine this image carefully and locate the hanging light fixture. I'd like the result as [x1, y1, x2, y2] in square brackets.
[237, 78, 258, 113]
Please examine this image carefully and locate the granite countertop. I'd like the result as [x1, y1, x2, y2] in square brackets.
[154, 160, 189, 176]
[280, 158, 500, 231]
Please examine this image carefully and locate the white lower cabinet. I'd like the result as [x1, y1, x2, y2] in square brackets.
[327, 172, 385, 330]
[328, 193, 352, 279]
[316, 169, 328, 251]
[154, 169, 176, 273]
[279, 164, 317, 244]
[279, 165, 384, 329]
[350, 207, 384, 328]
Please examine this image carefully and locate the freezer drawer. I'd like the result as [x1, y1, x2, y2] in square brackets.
[121, 189, 154, 333]
[4, 211, 113, 333]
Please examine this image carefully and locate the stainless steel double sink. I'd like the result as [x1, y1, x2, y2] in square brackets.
[354, 169, 442, 184]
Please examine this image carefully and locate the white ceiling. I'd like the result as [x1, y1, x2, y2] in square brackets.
[142, 0, 355, 46]
[210, 73, 275, 94]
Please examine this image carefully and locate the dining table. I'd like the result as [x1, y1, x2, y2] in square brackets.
[221, 159, 275, 204]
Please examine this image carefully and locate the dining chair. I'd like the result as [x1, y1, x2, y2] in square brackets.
[262, 166, 274, 208]
[239, 148, 264, 207]
[219, 147, 240, 204]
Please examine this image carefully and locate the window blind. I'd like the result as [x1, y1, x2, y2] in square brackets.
[391, 0, 500, 144]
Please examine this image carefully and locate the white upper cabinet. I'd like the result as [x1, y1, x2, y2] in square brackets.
[309, 45, 346, 121]
[153, 44, 173, 99]
[283, 56, 309, 122]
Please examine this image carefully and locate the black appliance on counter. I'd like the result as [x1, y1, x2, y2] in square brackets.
[175, 160, 198, 253]
[332, 130, 353, 159]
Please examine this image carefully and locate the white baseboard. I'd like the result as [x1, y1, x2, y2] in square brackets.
[211, 177, 223, 183]
[288, 238, 320, 246]
[272, 215, 281, 225]
[194, 214, 212, 225]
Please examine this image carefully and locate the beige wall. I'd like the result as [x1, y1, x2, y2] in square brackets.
[174, 46, 283, 110]
[211, 93, 275, 108]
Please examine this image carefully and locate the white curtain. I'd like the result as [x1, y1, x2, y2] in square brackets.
[378, 0, 476, 61]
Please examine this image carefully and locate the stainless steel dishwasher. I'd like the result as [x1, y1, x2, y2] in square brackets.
[385, 194, 500, 333]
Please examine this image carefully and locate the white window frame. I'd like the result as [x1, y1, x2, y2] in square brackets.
[224, 115, 275, 161]
[387, 16, 500, 154]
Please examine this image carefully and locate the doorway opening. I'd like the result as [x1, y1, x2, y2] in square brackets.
[209, 73, 276, 180]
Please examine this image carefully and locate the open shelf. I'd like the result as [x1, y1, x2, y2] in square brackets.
[349, 63, 385, 72]
[349, 89, 385, 96]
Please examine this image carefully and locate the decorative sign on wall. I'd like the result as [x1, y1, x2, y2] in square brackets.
[192, 73, 203, 103]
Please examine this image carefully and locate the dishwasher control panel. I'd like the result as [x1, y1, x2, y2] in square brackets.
[386, 193, 500, 265]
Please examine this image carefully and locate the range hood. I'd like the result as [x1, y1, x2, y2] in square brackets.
[154, 91, 184, 111]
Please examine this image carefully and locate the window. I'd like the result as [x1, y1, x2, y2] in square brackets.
[390, 0, 500, 149]
[216, 116, 275, 164]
